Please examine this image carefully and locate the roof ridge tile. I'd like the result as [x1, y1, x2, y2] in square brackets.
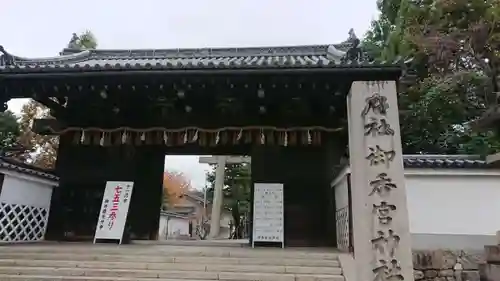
[402, 154, 488, 169]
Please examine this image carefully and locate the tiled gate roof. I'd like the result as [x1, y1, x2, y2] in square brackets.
[0, 44, 407, 73]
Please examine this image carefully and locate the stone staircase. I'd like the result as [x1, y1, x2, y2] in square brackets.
[0, 243, 347, 281]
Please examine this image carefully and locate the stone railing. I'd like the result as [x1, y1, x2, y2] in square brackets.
[413, 249, 483, 281]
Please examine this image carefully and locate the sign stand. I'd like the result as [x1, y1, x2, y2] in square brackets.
[94, 181, 134, 244]
[252, 183, 284, 248]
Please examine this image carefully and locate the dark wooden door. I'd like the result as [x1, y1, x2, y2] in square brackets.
[284, 204, 313, 246]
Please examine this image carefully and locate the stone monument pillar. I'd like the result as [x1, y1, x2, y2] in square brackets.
[209, 156, 226, 238]
[347, 81, 414, 281]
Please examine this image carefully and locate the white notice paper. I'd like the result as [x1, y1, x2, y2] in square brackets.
[252, 183, 284, 248]
[94, 181, 134, 244]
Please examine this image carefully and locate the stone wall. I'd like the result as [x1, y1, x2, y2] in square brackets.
[413, 249, 483, 281]
[480, 245, 500, 281]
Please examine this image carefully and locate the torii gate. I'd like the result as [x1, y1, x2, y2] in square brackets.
[198, 156, 251, 238]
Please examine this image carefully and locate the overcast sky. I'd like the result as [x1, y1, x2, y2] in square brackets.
[2, 0, 377, 189]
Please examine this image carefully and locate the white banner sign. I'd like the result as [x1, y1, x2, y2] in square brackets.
[252, 183, 284, 248]
[94, 181, 134, 244]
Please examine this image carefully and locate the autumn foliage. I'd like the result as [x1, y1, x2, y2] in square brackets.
[162, 171, 193, 207]
[17, 101, 58, 169]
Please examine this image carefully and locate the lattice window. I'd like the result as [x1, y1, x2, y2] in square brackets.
[0, 202, 49, 242]
[335, 206, 350, 251]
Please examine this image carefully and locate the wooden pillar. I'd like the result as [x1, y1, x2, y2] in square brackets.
[45, 133, 72, 240]
[127, 146, 164, 240]
[347, 81, 414, 281]
[250, 146, 331, 247]
[46, 138, 138, 241]
[325, 136, 347, 247]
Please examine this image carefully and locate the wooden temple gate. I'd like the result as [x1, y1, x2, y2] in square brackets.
[1, 31, 416, 281]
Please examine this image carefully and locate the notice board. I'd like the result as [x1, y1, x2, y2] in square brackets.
[94, 181, 134, 244]
[252, 183, 284, 248]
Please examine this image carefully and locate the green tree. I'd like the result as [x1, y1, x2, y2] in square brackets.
[0, 111, 25, 156]
[206, 163, 251, 239]
[18, 31, 98, 168]
[363, 0, 500, 155]
[67, 30, 98, 50]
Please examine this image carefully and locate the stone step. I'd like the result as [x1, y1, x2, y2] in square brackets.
[0, 245, 340, 259]
[132, 239, 248, 247]
[0, 259, 342, 274]
[0, 267, 345, 281]
[0, 253, 340, 267]
[0, 275, 211, 281]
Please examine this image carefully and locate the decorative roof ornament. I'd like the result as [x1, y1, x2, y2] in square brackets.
[67, 33, 80, 49]
[341, 28, 364, 64]
[0, 45, 15, 66]
[348, 28, 358, 41]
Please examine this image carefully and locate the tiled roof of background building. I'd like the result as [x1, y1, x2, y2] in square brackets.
[0, 157, 58, 181]
[403, 155, 489, 169]
[160, 210, 190, 219]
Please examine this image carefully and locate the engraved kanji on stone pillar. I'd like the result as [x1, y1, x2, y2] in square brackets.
[347, 81, 414, 281]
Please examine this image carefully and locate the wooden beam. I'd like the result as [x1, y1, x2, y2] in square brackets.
[32, 118, 65, 135]
[33, 97, 66, 118]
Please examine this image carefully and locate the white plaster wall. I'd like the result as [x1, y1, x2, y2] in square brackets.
[158, 215, 168, 239]
[0, 171, 57, 243]
[0, 173, 55, 209]
[405, 170, 500, 236]
[333, 167, 500, 249]
[220, 213, 232, 227]
[158, 215, 190, 239]
[334, 173, 349, 210]
[167, 217, 190, 237]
